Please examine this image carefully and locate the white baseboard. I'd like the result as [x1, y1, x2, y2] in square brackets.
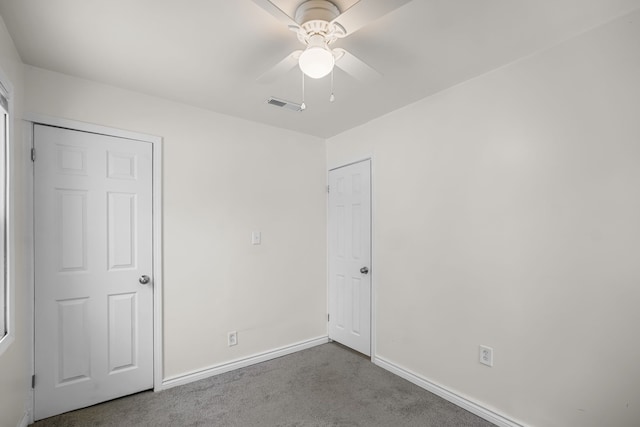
[160, 336, 329, 390]
[17, 411, 29, 427]
[157, 338, 524, 427]
[374, 357, 526, 427]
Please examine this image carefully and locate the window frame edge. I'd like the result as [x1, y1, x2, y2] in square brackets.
[0, 65, 15, 357]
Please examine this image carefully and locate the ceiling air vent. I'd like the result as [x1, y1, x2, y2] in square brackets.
[266, 97, 304, 112]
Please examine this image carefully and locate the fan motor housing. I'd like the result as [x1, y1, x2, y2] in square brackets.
[294, 0, 340, 25]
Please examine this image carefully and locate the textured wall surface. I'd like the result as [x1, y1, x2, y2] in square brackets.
[328, 10, 640, 427]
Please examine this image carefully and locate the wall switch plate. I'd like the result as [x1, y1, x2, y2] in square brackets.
[251, 231, 261, 245]
[479, 345, 493, 367]
[228, 331, 238, 347]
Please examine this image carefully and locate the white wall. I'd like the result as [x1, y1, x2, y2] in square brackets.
[0, 14, 28, 427]
[327, 10, 640, 427]
[23, 66, 328, 379]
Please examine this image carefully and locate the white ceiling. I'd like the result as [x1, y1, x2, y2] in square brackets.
[1, 0, 640, 138]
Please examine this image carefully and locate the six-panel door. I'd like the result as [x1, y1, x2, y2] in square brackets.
[328, 160, 372, 356]
[34, 125, 154, 420]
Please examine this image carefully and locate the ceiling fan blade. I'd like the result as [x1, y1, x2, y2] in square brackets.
[333, 48, 381, 84]
[332, 0, 413, 36]
[256, 51, 302, 84]
[250, 0, 299, 27]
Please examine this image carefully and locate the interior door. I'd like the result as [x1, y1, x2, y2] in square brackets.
[328, 160, 372, 356]
[34, 124, 154, 420]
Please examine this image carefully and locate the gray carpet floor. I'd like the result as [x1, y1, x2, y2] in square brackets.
[32, 342, 495, 427]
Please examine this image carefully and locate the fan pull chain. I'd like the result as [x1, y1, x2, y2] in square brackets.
[329, 68, 335, 103]
[301, 71, 306, 111]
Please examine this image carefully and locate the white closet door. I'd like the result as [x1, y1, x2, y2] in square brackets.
[328, 160, 372, 356]
[34, 124, 154, 420]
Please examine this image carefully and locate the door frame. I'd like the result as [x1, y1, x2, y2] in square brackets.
[24, 113, 163, 423]
[327, 156, 375, 361]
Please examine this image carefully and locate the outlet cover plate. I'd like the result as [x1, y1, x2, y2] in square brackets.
[251, 231, 261, 245]
[228, 331, 238, 347]
[479, 345, 493, 367]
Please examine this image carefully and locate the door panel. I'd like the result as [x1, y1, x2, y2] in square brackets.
[107, 192, 137, 269]
[328, 160, 372, 356]
[34, 124, 153, 420]
[57, 297, 91, 384]
[58, 189, 88, 271]
[107, 292, 138, 372]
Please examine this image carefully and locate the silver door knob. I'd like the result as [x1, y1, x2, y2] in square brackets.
[139, 275, 151, 285]
[360, 267, 369, 274]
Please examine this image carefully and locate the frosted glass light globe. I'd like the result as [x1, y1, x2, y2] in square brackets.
[299, 46, 335, 79]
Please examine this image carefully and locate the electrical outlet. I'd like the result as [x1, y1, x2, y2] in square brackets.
[228, 331, 238, 347]
[251, 231, 261, 245]
[479, 345, 493, 367]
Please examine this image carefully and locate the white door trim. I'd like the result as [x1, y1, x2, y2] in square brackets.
[24, 113, 163, 423]
[327, 156, 375, 360]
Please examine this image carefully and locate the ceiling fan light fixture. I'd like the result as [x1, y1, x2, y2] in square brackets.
[298, 34, 334, 79]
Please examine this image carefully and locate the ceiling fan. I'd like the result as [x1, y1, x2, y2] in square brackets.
[253, 0, 412, 84]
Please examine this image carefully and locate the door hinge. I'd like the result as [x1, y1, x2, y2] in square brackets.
[32, 375, 35, 388]
[31, 148, 36, 162]
[327, 185, 330, 193]
[327, 313, 330, 322]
